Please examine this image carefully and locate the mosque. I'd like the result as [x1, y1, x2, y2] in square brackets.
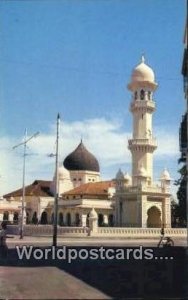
[1, 57, 172, 228]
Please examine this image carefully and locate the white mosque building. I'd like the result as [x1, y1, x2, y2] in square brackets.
[2, 57, 171, 228]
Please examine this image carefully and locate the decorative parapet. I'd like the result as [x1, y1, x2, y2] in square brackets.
[130, 100, 155, 113]
[7, 225, 89, 236]
[7, 225, 186, 238]
[97, 227, 186, 237]
[128, 138, 157, 148]
[116, 184, 165, 195]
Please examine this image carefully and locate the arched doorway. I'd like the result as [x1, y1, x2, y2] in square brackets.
[13, 212, 19, 224]
[66, 213, 71, 226]
[58, 212, 64, 226]
[75, 213, 80, 226]
[108, 214, 114, 227]
[98, 214, 104, 227]
[119, 201, 123, 226]
[32, 211, 38, 224]
[26, 212, 30, 224]
[147, 206, 161, 228]
[3, 211, 9, 221]
[41, 211, 48, 224]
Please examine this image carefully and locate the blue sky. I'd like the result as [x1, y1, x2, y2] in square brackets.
[0, 0, 186, 196]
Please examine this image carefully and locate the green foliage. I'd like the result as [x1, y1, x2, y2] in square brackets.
[174, 163, 187, 227]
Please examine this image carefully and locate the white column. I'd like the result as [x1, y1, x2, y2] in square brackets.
[9, 213, 14, 222]
[89, 208, 98, 235]
[0, 213, 3, 222]
[164, 197, 171, 228]
[141, 196, 148, 228]
[81, 214, 87, 227]
[103, 215, 108, 226]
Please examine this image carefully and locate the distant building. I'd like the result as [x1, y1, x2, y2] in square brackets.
[4, 141, 115, 227]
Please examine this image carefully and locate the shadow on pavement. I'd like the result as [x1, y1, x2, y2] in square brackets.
[0, 245, 188, 299]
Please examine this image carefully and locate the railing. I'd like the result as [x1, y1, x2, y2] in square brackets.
[7, 225, 186, 238]
[128, 138, 157, 147]
[117, 185, 163, 194]
[141, 186, 163, 193]
[7, 225, 89, 236]
[130, 100, 155, 110]
[97, 227, 187, 237]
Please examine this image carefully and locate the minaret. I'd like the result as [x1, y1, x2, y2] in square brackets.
[127, 56, 158, 186]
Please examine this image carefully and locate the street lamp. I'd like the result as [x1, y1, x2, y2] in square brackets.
[13, 129, 39, 239]
[48, 115, 61, 246]
[53, 113, 60, 247]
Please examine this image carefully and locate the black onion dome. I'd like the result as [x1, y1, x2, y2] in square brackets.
[63, 141, 100, 172]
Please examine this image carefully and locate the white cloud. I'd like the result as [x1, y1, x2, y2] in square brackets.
[0, 117, 180, 198]
[154, 128, 179, 157]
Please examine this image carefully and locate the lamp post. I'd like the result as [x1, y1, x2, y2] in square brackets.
[13, 129, 39, 239]
[53, 113, 60, 247]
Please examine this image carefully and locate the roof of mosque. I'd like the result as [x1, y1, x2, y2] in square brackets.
[4, 180, 53, 198]
[62, 180, 115, 199]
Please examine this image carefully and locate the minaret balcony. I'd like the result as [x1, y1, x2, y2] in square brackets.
[128, 138, 157, 151]
[130, 100, 155, 113]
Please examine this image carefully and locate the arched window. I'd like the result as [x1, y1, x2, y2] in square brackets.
[3, 211, 9, 221]
[40, 211, 48, 225]
[58, 212, 64, 226]
[148, 91, 151, 100]
[135, 91, 138, 100]
[140, 89, 145, 100]
[75, 213, 80, 226]
[32, 211, 38, 224]
[98, 214, 104, 227]
[66, 213, 71, 226]
[108, 214, 114, 227]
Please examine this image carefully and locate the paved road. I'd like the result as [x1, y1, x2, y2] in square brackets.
[6, 235, 188, 247]
[0, 266, 109, 299]
[1, 236, 187, 299]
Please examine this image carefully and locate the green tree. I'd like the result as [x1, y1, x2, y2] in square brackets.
[174, 164, 187, 226]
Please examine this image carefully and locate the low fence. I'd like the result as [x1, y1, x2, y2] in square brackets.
[7, 225, 89, 237]
[97, 227, 187, 238]
[7, 225, 187, 238]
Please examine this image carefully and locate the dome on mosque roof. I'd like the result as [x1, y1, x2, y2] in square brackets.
[116, 168, 124, 180]
[160, 168, 171, 181]
[128, 56, 157, 90]
[63, 140, 100, 172]
[124, 172, 131, 181]
[58, 165, 70, 180]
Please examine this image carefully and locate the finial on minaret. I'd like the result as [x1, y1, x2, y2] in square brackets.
[141, 54, 145, 63]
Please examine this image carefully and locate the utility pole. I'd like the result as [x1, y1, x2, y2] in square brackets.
[53, 113, 60, 247]
[13, 129, 39, 239]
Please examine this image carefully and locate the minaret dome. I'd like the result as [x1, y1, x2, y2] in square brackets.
[128, 55, 157, 91]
